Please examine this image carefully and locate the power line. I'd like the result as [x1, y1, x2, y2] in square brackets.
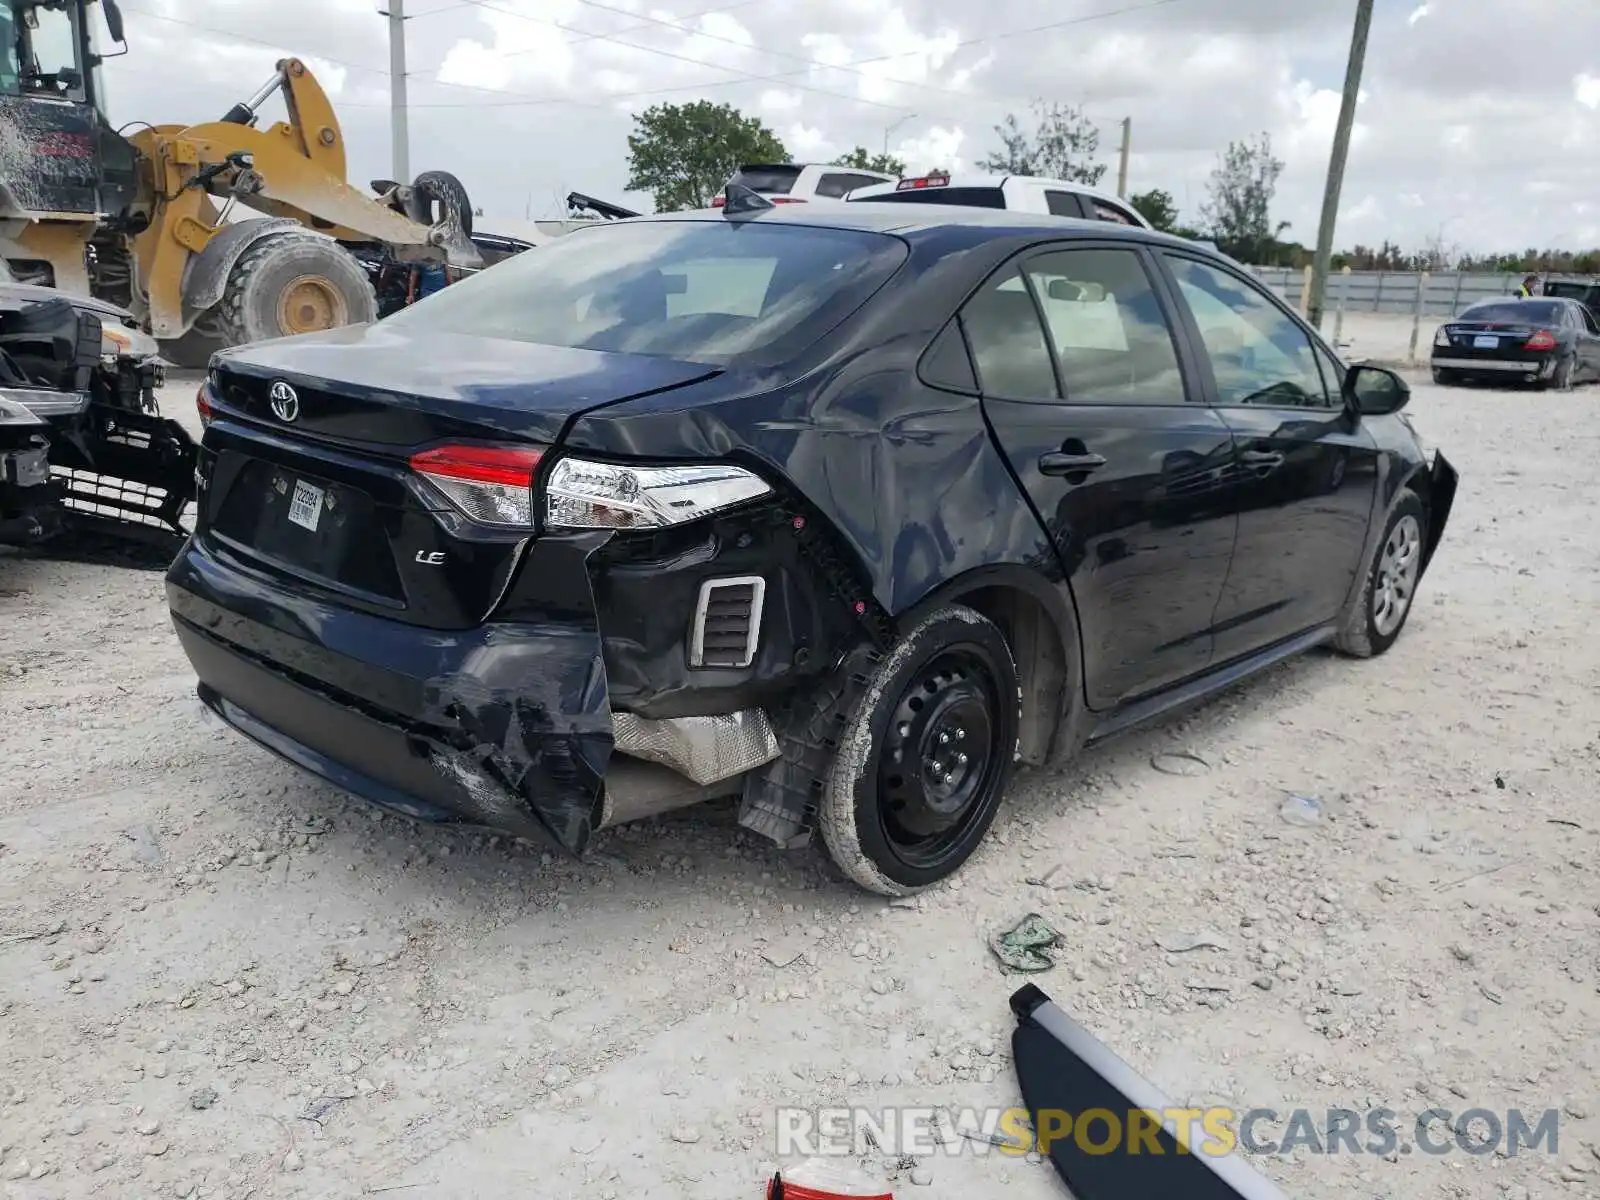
[391, 0, 1201, 114]
[116, 3, 392, 76]
[450, 0, 904, 111]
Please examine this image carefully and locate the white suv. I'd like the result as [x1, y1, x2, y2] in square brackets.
[844, 171, 1152, 229]
[713, 162, 900, 208]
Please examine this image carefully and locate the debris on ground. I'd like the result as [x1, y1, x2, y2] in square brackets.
[1278, 793, 1324, 826]
[991, 914, 1063, 972]
[1150, 751, 1211, 776]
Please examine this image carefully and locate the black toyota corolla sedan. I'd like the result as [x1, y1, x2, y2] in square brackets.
[1431, 296, 1600, 389]
[169, 196, 1457, 895]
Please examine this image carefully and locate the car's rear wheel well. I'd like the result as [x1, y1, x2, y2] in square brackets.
[951, 585, 1068, 766]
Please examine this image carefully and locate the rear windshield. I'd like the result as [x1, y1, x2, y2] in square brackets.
[1459, 301, 1564, 323]
[855, 186, 1008, 209]
[384, 219, 909, 365]
[730, 166, 801, 195]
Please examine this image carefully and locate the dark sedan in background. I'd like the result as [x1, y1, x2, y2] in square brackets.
[1431, 297, 1600, 389]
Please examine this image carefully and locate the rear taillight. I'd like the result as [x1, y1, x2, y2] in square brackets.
[1524, 330, 1558, 350]
[196, 384, 214, 427]
[1433, 326, 1451, 348]
[711, 196, 726, 207]
[409, 443, 544, 528]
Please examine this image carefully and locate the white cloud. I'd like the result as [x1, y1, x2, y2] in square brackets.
[760, 90, 803, 112]
[1408, 4, 1431, 26]
[1576, 74, 1600, 109]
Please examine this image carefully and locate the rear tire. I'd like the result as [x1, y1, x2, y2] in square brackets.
[214, 232, 378, 348]
[1551, 354, 1576, 391]
[405, 170, 473, 238]
[819, 606, 1020, 896]
[1334, 491, 1428, 659]
[1431, 367, 1457, 386]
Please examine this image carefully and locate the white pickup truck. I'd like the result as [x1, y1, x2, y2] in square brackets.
[845, 171, 1152, 229]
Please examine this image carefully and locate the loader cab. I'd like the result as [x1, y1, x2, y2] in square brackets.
[0, 0, 137, 226]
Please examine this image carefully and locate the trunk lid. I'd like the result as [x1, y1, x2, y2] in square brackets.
[200, 324, 720, 630]
[1437, 319, 1545, 359]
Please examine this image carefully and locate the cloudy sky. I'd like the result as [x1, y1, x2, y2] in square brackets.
[102, 0, 1600, 254]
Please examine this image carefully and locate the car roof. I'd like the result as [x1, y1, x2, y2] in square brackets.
[614, 201, 1202, 251]
[846, 172, 1135, 207]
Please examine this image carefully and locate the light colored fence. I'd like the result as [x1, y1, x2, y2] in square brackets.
[1246, 267, 1525, 318]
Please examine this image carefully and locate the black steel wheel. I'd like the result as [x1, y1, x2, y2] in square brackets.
[821, 605, 1019, 895]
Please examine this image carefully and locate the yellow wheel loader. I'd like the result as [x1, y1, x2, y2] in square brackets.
[0, 0, 481, 368]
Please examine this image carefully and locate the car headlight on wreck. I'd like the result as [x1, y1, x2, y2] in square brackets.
[544, 457, 772, 530]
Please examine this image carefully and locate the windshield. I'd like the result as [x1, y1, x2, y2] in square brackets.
[384, 219, 909, 366]
[1460, 301, 1565, 324]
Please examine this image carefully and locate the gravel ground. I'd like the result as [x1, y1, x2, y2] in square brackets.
[2, 362, 1598, 1200]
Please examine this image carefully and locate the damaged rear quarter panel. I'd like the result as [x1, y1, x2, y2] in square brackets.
[556, 232, 1068, 631]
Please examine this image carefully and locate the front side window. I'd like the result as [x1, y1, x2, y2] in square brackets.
[958, 268, 1059, 398]
[1022, 248, 1186, 405]
[1167, 256, 1330, 408]
[384, 220, 908, 366]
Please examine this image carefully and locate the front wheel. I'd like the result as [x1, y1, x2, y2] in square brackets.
[819, 605, 1020, 895]
[1334, 491, 1428, 659]
[214, 232, 378, 347]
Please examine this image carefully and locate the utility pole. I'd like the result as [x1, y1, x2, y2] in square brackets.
[883, 113, 916, 158]
[381, 0, 410, 183]
[1307, 0, 1374, 329]
[1116, 117, 1131, 198]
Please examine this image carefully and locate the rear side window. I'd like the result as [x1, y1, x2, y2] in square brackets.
[1089, 200, 1138, 226]
[1022, 248, 1186, 405]
[959, 269, 1059, 398]
[730, 166, 801, 195]
[385, 220, 908, 367]
[866, 187, 1008, 209]
[815, 172, 889, 198]
[1045, 191, 1084, 218]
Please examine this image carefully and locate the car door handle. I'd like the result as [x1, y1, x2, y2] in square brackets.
[1240, 449, 1285, 470]
[1038, 451, 1107, 476]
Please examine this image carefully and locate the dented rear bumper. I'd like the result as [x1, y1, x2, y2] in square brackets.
[167, 532, 618, 854]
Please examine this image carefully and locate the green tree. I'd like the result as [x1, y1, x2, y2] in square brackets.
[1199, 133, 1288, 263]
[625, 100, 788, 212]
[833, 146, 906, 177]
[979, 100, 1105, 186]
[1128, 188, 1180, 233]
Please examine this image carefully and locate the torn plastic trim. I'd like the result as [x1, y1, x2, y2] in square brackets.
[1010, 984, 1289, 1200]
[612, 709, 779, 785]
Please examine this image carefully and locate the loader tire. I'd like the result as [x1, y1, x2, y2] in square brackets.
[405, 170, 473, 237]
[215, 232, 378, 348]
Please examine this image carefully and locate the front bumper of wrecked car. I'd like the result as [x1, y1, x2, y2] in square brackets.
[164, 531, 786, 855]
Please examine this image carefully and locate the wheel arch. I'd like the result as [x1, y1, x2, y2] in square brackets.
[894, 565, 1084, 767]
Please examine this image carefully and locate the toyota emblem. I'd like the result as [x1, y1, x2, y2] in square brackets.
[268, 380, 300, 422]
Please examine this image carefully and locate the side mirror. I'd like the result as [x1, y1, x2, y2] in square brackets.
[1345, 363, 1410, 416]
[101, 0, 127, 45]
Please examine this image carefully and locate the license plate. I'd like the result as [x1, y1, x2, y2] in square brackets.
[1473, 335, 1498, 349]
[287, 479, 324, 532]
